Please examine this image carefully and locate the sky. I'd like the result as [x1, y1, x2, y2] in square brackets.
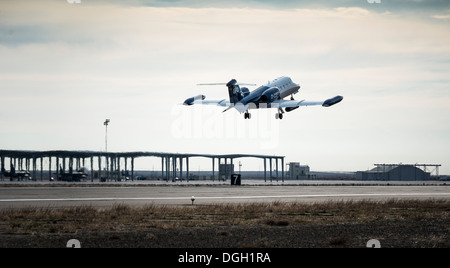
[1, 0, 450, 174]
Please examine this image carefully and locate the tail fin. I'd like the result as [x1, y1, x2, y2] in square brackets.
[226, 79, 242, 104]
[198, 79, 254, 105]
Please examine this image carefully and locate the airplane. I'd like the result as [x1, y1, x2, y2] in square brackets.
[57, 165, 87, 182]
[183, 76, 343, 119]
[1, 164, 31, 181]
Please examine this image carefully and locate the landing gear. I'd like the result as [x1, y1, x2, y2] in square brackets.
[244, 112, 251, 119]
[275, 108, 284, 120]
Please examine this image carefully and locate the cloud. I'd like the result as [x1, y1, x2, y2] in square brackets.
[1, 1, 450, 172]
[115, 0, 450, 10]
[432, 14, 450, 20]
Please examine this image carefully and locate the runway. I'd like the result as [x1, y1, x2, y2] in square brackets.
[1, 185, 449, 209]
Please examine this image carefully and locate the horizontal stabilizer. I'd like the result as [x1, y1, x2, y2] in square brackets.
[197, 82, 256, 86]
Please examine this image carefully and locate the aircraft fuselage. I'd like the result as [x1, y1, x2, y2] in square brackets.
[240, 76, 300, 105]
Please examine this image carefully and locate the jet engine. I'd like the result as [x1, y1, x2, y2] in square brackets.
[285, 106, 299, 112]
[241, 87, 250, 98]
[259, 87, 280, 103]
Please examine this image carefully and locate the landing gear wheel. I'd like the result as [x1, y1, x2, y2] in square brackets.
[244, 112, 251, 119]
[275, 113, 283, 120]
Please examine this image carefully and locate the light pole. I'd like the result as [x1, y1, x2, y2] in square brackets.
[104, 119, 110, 152]
[104, 119, 110, 181]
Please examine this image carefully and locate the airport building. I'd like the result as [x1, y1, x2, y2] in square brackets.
[288, 162, 310, 180]
[356, 164, 440, 181]
[219, 163, 234, 180]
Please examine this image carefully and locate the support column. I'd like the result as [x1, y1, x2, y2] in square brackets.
[281, 157, 284, 182]
[225, 158, 228, 181]
[62, 157, 66, 175]
[179, 156, 183, 181]
[69, 157, 74, 175]
[186, 157, 189, 182]
[131, 157, 135, 181]
[172, 156, 176, 181]
[90, 156, 94, 182]
[0, 156, 3, 181]
[106, 155, 109, 181]
[124, 157, 128, 180]
[32, 157, 36, 181]
[230, 158, 234, 180]
[165, 156, 170, 182]
[40, 157, 43, 181]
[161, 157, 164, 180]
[269, 158, 273, 182]
[276, 158, 279, 183]
[218, 157, 221, 180]
[264, 158, 267, 182]
[117, 156, 121, 181]
[98, 156, 102, 182]
[48, 157, 52, 181]
[167, 156, 170, 182]
[212, 157, 215, 182]
[56, 157, 60, 181]
[110, 156, 114, 181]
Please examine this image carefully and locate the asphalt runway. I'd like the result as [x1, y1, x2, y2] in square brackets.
[1, 185, 449, 209]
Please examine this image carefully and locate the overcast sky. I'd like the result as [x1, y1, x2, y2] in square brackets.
[1, 0, 450, 174]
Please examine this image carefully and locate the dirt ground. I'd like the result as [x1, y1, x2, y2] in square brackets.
[1, 200, 449, 248]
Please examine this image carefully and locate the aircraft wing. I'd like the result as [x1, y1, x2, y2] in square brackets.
[200, 99, 230, 107]
[273, 95, 343, 108]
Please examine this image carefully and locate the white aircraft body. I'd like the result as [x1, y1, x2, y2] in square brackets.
[183, 76, 343, 119]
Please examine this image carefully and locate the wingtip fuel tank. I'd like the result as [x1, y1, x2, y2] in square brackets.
[322, 95, 343, 107]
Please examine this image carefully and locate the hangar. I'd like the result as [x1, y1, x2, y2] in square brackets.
[356, 164, 440, 181]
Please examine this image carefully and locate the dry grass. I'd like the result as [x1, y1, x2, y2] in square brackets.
[1, 199, 449, 247]
[1, 199, 448, 235]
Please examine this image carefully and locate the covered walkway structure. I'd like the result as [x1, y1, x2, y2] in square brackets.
[0, 150, 285, 182]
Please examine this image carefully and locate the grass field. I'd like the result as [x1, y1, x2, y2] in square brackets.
[1, 199, 449, 248]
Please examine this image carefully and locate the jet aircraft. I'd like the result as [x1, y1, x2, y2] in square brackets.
[1, 164, 30, 181]
[57, 165, 87, 182]
[183, 76, 343, 119]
